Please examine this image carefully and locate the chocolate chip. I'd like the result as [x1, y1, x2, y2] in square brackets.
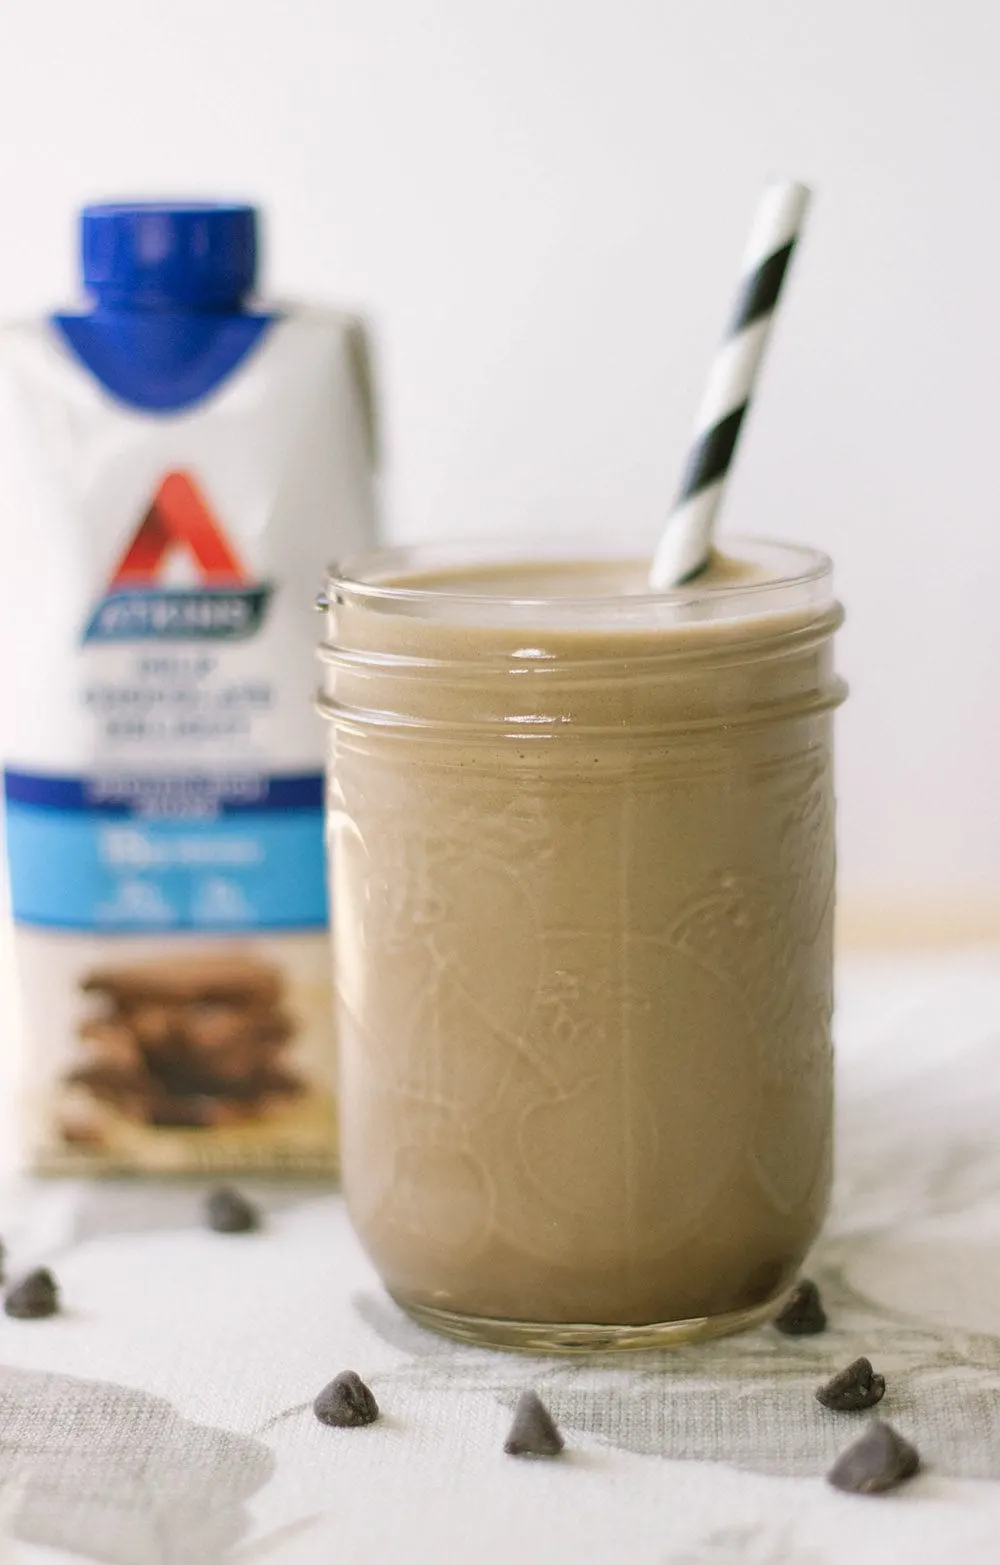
[816, 1356, 886, 1412]
[5, 1267, 59, 1319]
[827, 1420, 919, 1494]
[204, 1185, 260, 1234]
[504, 1391, 565, 1458]
[773, 1278, 827, 1336]
[313, 1370, 379, 1428]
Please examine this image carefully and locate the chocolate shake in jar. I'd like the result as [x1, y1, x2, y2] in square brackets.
[317, 537, 845, 1350]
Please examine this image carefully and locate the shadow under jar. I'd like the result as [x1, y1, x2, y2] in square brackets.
[318, 539, 846, 1352]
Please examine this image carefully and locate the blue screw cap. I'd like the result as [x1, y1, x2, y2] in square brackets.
[81, 202, 258, 309]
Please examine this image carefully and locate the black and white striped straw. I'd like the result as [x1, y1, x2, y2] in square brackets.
[650, 181, 811, 589]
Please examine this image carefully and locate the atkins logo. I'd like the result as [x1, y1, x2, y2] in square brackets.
[83, 472, 272, 643]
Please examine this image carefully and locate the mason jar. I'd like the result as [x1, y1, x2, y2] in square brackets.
[318, 539, 846, 1351]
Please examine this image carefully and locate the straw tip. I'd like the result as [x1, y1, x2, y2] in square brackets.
[765, 178, 813, 213]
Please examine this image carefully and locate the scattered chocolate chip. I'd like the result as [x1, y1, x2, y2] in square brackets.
[313, 1370, 379, 1428]
[773, 1278, 827, 1336]
[204, 1185, 260, 1234]
[504, 1391, 565, 1458]
[816, 1356, 886, 1412]
[5, 1267, 59, 1319]
[827, 1420, 919, 1494]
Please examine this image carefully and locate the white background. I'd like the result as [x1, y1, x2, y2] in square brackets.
[0, 0, 997, 938]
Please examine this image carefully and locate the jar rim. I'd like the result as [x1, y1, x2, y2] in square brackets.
[325, 535, 834, 630]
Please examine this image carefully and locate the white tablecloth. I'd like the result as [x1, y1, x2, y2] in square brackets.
[0, 948, 999, 1564]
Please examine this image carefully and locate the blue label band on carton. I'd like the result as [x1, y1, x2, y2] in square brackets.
[3, 768, 327, 932]
[82, 585, 273, 643]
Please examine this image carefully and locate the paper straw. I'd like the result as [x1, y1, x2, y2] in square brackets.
[649, 180, 811, 589]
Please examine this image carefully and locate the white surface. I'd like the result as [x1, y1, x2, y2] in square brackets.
[0, 1, 998, 913]
[0, 948, 997, 1563]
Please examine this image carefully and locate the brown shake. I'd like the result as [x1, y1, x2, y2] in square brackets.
[319, 539, 845, 1350]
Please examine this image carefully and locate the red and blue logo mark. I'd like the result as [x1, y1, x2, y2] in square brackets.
[83, 472, 272, 642]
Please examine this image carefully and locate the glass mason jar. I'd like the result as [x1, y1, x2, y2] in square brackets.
[318, 539, 846, 1352]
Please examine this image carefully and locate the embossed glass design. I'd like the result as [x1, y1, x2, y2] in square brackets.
[318, 540, 846, 1351]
